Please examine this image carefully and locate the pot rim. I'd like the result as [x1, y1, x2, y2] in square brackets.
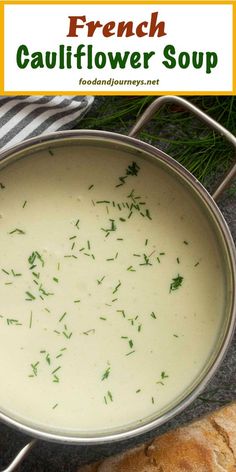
[0, 129, 235, 445]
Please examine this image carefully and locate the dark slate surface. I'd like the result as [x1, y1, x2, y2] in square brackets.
[0, 105, 235, 472]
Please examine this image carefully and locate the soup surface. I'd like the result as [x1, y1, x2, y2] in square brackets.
[0, 143, 225, 434]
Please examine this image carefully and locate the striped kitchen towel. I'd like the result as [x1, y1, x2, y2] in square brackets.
[0, 95, 94, 151]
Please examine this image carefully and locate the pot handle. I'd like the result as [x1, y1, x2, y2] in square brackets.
[129, 96, 236, 201]
[0, 439, 36, 472]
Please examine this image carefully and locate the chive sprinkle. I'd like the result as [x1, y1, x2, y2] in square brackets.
[169, 274, 184, 292]
[126, 350, 135, 356]
[101, 366, 111, 381]
[52, 366, 61, 375]
[83, 329, 95, 335]
[29, 311, 33, 328]
[97, 276, 105, 285]
[25, 291, 36, 301]
[127, 265, 136, 272]
[107, 390, 113, 401]
[59, 312, 67, 322]
[146, 209, 152, 220]
[9, 228, 25, 235]
[113, 281, 121, 294]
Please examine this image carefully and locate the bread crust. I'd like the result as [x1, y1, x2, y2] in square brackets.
[78, 403, 236, 472]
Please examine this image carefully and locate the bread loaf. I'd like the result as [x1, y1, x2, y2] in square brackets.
[78, 402, 236, 471]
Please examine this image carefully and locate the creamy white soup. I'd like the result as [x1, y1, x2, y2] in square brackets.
[0, 143, 225, 434]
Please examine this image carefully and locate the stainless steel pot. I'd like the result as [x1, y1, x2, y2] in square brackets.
[0, 96, 236, 472]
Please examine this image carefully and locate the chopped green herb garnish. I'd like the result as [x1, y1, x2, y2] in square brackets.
[107, 390, 113, 401]
[117, 309, 126, 318]
[52, 366, 61, 375]
[64, 255, 78, 259]
[113, 280, 121, 294]
[9, 228, 25, 235]
[161, 371, 169, 379]
[146, 209, 152, 220]
[101, 366, 111, 381]
[28, 251, 45, 267]
[30, 362, 39, 377]
[29, 311, 33, 328]
[101, 219, 116, 237]
[126, 161, 140, 176]
[126, 350, 135, 356]
[97, 276, 105, 285]
[11, 269, 22, 277]
[46, 353, 51, 365]
[83, 329, 95, 335]
[7, 319, 21, 326]
[62, 328, 72, 339]
[25, 291, 36, 301]
[169, 274, 184, 292]
[127, 265, 136, 272]
[139, 254, 152, 266]
[59, 312, 67, 323]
